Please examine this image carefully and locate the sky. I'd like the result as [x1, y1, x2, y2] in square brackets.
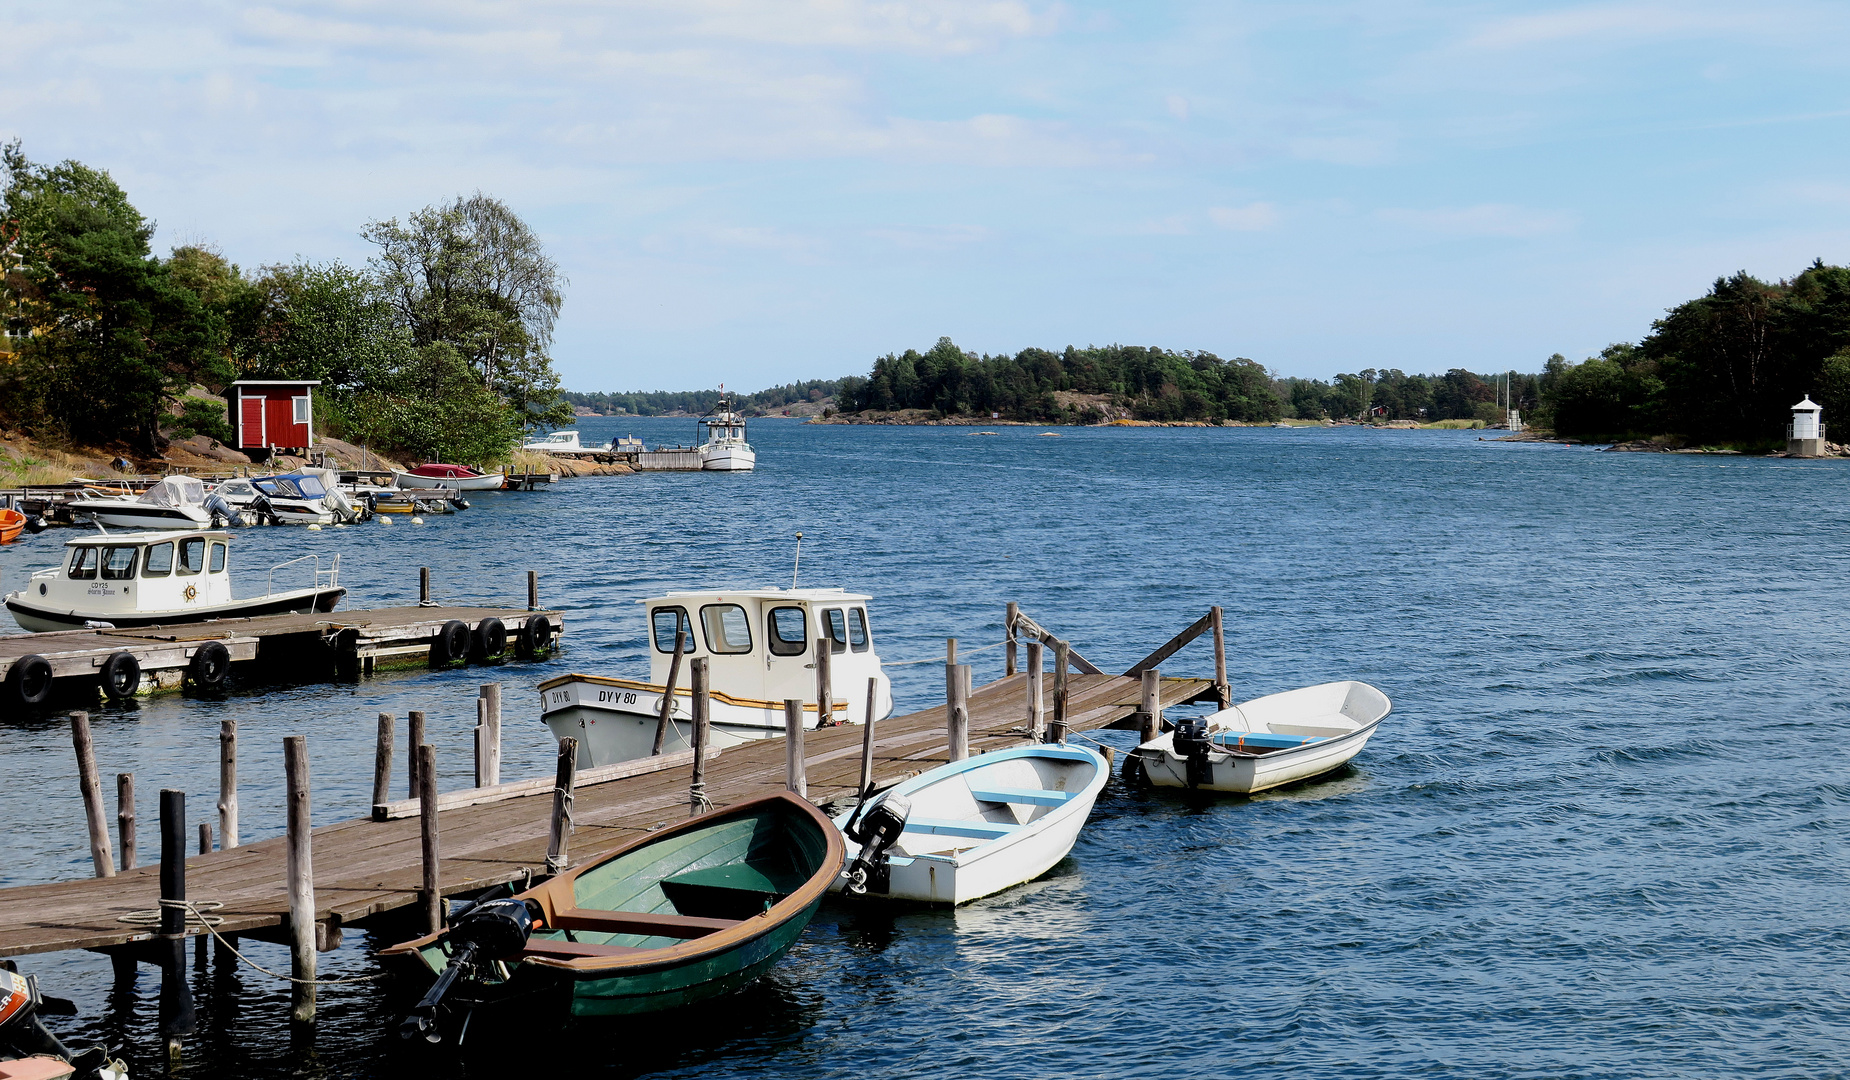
[5, 1, 1850, 392]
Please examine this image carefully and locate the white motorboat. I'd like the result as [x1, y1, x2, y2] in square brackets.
[539, 587, 893, 766]
[4, 530, 345, 632]
[697, 391, 755, 471]
[66, 476, 239, 531]
[1133, 680, 1390, 794]
[213, 469, 363, 525]
[832, 743, 1107, 905]
[522, 430, 609, 454]
[391, 463, 506, 491]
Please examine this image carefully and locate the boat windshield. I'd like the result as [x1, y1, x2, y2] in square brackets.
[263, 475, 326, 498]
[699, 603, 753, 654]
[101, 546, 138, 581]
[849, 608, 870, 652]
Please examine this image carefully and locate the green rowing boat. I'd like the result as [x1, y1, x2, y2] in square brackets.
[382, 791, 843, 1030]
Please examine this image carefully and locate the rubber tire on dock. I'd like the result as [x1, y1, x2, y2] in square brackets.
[516, 614, 555, 661]
[99, 651, 140, 701]
[5, 654, 53, 709]
[429, 619, 471, 667]
[472, 617, 507, 661]
[187, 641, 231, 691]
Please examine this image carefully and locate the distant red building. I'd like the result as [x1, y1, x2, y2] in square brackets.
[224, 380, 320, 455]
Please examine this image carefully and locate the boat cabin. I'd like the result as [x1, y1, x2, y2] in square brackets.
[29, 531, 234, 618]
[644, 588, 890, 719]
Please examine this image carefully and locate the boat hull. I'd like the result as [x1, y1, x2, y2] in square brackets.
[3, 586, 345, 633]
[700, 445, 755, 471]
[392, 470, 504, 491]
[1138, 680, 1390, 794]
[68, 502, 214, 530]
[1139, 722, 1378, 794]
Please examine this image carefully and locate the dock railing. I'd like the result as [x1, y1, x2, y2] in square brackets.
[265, 553, 340, 597]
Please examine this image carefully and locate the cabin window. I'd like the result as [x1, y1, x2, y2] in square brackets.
[209, 542, 227, 573]
[651, 606, 693, 653]
[823, 608, 848, 654]
[293, 396, 311, 424]
[177, 537, 206, 575]
[67, 548, 98, 580]
[142, 543, 173, 577]
[767, 606, 808, 656]
[101, 547, 138, 581]
[699, 603, 753, 654]
[849, 608, 870, 652]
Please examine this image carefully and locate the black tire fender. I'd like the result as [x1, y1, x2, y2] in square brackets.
[99, 651, 140, 701]
[430, 619, 470, 666]
[7, 654, 53, 708]
[472, 617, 508, 660]
[188, 641, 231, 689]
[516, 614, 555, 661]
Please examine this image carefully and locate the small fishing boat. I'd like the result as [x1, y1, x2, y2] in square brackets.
[697, 390, 755, 471]
[0, 508, 25, 544]
[64, 477, 240, 531]
[833, 743, 1106, 905]
[3, 531, 344, 632]
[1133, 680, 1390, 794]
[0, 964, 127, 1079]
[392, 462, 506, 492]
[383, 791, 843, 1038]
[522, 431, 609, 454]
[540, 588, 893, 766]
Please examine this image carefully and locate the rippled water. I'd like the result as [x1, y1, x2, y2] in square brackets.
[4, 420, 1849, 1079]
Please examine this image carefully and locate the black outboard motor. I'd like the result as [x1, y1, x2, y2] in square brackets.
[399, 898, 538, 1044]
[842, 792, 912, 895]
[203, 491, 245, 528]
[0, 963, 120, 1079]
[1172, 717, 1214, 790]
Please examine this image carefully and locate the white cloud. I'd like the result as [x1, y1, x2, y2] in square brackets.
[1377, 204, 1576, 238]
[1209, 202, 1279, 231]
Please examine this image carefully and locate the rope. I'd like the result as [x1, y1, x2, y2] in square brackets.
[883, 638, 1010, 667]
[689, 781, 711, 815]
[119, 900, 387, 986]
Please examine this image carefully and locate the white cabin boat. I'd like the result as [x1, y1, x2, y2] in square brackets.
[66, 476, 237, 531]
[4, 531, 345, 632]
[522, 431, 610, 454]
[832, 744, 1106, 905]
[213, 469, 362, 525]
[697, 392, 755, 471]
[539, 588, 892, 766]
[1134, 681, 1390, 794]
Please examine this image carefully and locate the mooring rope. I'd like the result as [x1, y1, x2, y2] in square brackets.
[116, 899, 387, 986]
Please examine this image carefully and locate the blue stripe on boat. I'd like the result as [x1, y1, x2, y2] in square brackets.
[1210, 732, 1325, 749]
[904, 818, 1022, 839]
[967, 787, 1074, 807]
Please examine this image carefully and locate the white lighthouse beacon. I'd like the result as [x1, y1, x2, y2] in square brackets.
[1789, 395, 1825, 457]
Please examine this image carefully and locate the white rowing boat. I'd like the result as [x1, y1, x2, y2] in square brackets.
[832, 743, 1106, 905]
[1134, 680, 1389, 794]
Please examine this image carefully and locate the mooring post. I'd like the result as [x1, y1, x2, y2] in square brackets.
[417, 743, 440, 935]
[407, 710, 426, 798]
[480, 683, 501, 786]
[70, 712, 115, 878]
[527, 570, 538, 611]
[816, 635, 834, 726]
[1140, 668, 1163, 744]
[1026, 639, 1045, 740]
[948, 663, 970, 762]
[1050, 640, 1070, 744]
[419, 566, 430, 605]
[195, 823, 213, 963]
[218, 718, 239, 849]
[283, 736, 316, 1023]
[1005, 602, 1019, 676]
[158, 788, 196, 1060]
[944, 639, 958, 746]
[372, 712, 395, 810]
[784, 699, 807, 797]
[116, 773, 136, 872]
[859, 677, 878, 798]
[545, 737, 577, 874]
[652, 631, 686, 756]
[689, 658, 710, 817]
[1211, 605, 1230, 709]
[474, 700, 488, 789]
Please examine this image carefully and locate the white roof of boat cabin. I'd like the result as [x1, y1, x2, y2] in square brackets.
[65, 530, 233, 546]
[639, 587, 872, 605]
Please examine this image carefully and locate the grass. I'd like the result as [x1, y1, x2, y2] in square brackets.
[1421, 419, 1487, 430]
[0, 441, 130, 487]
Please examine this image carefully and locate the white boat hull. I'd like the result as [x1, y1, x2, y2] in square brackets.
[700, 445, 755, 471]
[5, 585, 345, 632]
[1138, 680, 1390, 794]
[833, 744, 1106, 905]
[70, 502, 215, 530]
[392, 470, 505, 491]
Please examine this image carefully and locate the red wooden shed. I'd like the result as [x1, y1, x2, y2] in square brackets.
[224, 380, 320, 454]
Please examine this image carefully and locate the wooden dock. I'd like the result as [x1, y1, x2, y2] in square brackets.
[0, 668, 1211, 960]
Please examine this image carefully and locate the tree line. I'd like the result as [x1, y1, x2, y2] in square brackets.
[0, 141, 569, 463]
[562, 379, 849, 417]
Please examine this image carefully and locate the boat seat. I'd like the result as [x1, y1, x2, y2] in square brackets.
[661, 865, 803, 920]
[548, 906, 741, 940]
[518, 938, 650, 959]
[968, 787, 1073, 808]
[903, 817, 1022, 839]
[1211, 731, 1323, 750]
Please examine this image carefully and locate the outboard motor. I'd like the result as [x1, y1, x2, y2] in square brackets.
[202, 491, 245, 528]
[1172, 717, 1214, 790]
[399, 898, 538, 1044]
[842, 792, 912, 895]
[0, 963, 123, 1079]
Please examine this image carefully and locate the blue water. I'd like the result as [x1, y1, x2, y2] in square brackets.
[3, 420, 1849, 1078]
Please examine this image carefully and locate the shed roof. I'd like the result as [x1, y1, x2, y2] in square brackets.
[226, 380, 323, 388]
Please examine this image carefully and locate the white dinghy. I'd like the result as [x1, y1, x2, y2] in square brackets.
[1134, 680, 1390, 795]
[832, 743, 1107, 905]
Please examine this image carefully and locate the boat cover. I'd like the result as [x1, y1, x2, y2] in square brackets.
[138, 476, 206, 507]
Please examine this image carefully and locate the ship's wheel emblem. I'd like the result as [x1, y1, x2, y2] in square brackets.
[184, 584, 198, 601]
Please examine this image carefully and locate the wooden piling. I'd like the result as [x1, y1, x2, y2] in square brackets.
[545, 737, 577, 875]
[948, 663, 970, 762]
[1005, 602, 1019, 676]
[859, 677, 878, 798]
[1026, 639, 1045, 740]
[816, 635, 834, 726]
[218, 718, 238, 850]
[196, 822, 211, 962]
[1212, 605, 1230, 708]
[1140, 668, 1162, 744]
[283, 736, 316, 1023]
[407, 710, 425, 798]
[784, 699, 807, 797]
[1050, 641, 1070, 743]
[652, 630, 686, 756]
[70, 712, 115, 879]
[419, 566, 430, 605]
[689, 658, 710, 817]
[116, 773, 136, 872]
[480, 683, 501, 786]
[417, 743, 440, 934]
[527, 570, 538, 611]
[158, 788, 195, 1051]
[372, 713, 395, 810]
